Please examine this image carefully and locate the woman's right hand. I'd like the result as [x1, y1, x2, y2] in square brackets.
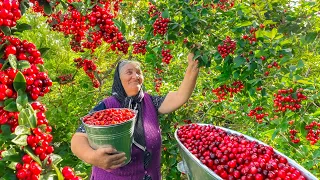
[89, 146, 127, 170]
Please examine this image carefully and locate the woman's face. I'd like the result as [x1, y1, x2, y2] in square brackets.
[119, 63, 144, 97]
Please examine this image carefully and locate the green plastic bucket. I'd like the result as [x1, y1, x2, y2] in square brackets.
[81, 108, 137, 165]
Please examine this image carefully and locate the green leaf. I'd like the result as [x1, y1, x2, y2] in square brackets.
[297, 60, 304, 68]
[271, 129, 279, 140]
[0, 173, 17, 180]
[145, 53, 156, 63]
[4, 98, 15, 106]
[112, 19, 126, 34]
[0, 59, 9, 70]
[24, 146, 42, 165]
[4, 101, 18, 112]
[289, 65, 296, 72]
[313, 149, 320, 158]
[261, 88, 266, 96]
[255, 29, 264, 38]
[26, 104, 37, 128]
[37, 64, 46, 72]
[20, 2, 27, 15]
[11, 134, 28, 146]
[162, 9, 169, 18]
[41, 171, 58, 180]
[0, 26, 11, 36]
[263, 20, 277, 25]
[274, 34, 283, 40]
[280, 56, 290, 64]
[8, 162, 18, 170]
[202, 54, 208, 64]
[52, 164, 64, 180]
[14, 125, 30, 136]
[71, 2, 83, 13]
[16, 89, 28, 111]
[236, 21, 252, 27]
[233, 56, 245, 68]
[50, 154, 63, 166]
[39, 48, 50, 57]
[296, 79, 313, 85]
[44, 2, 52, 15]
[13, 71, 26, 92]
[17, 60, 30, 71]
[312, 108, 320, 117]
[18, 109, 29, 126]
[304, 32, 317, 43]
[280, 39, 292, 46]
[0, 125, 11, 136]
[15, 23, 32, 32]
[266, 28, 278, 39]
[8, 54, 17, 69]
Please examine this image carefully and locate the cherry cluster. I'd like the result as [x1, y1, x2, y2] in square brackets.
[22, 64, 52, 100]
[47, 1, 128, 54]
[0, 30, 5, 43]
[2, 36, 44, 65]
[74, 58, 100, 88]
[242, 27, 258, 44]
[133, 40, 147, 55]
[153, 17, 170, 36]
[62, 166, 83, 180]
[15, 155, 42, 180]
[289, 129, 300, 144]
[154, 77, 162, 94]
[0, 107, 19, 132]
[178, 124, 307, 180]
[89, 3, 129, 54]
[29, 0, 45, 14]
[267, 61, 281, 69]
[273, 88, 307, 112]
[27, 127, 54, 161]
[217, 36, 236, 59]
[31, 101, 49, 126]
[148, 2, 160, 17]
[58, 74, 73, 84]
[248, 106, 269, 124]
[29, 0, 60, 16]
[0, 0, 21, 27]
[211, 81, 244, 103]
[214, 0, 235, 11]
[49, 7, 88, 52]
[305, 121, 320, 145]
[0, 35, 83, 180]
[164, 40, 175, 45]
[0, 67, 17, 101]
[161, 49, 173, 64]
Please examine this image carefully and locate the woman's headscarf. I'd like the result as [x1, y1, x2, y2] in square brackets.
[111, 60, 146, 150]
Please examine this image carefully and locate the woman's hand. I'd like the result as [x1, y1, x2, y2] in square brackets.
[89, 146, 127, 170]
[158, 51, 200, 114]
[187, 52, 199, 73]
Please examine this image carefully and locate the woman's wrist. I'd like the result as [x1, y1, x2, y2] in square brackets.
[84, 148, 96, 165]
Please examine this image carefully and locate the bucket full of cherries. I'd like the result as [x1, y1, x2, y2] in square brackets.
[81, 108, 137, 165]
[175, 123, 317, 180]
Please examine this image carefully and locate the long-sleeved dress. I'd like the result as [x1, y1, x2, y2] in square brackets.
[76, 93, 165, 180]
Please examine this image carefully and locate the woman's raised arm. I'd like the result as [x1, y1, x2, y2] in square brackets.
[158, 52, 200, 114]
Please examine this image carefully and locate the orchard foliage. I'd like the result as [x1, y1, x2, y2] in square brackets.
[0, 0, 319, 179]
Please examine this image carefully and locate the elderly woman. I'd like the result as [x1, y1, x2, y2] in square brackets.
[71, 52, 199, 180]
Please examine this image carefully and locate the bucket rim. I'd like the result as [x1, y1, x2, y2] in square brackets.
[81, 108, 138, 128]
